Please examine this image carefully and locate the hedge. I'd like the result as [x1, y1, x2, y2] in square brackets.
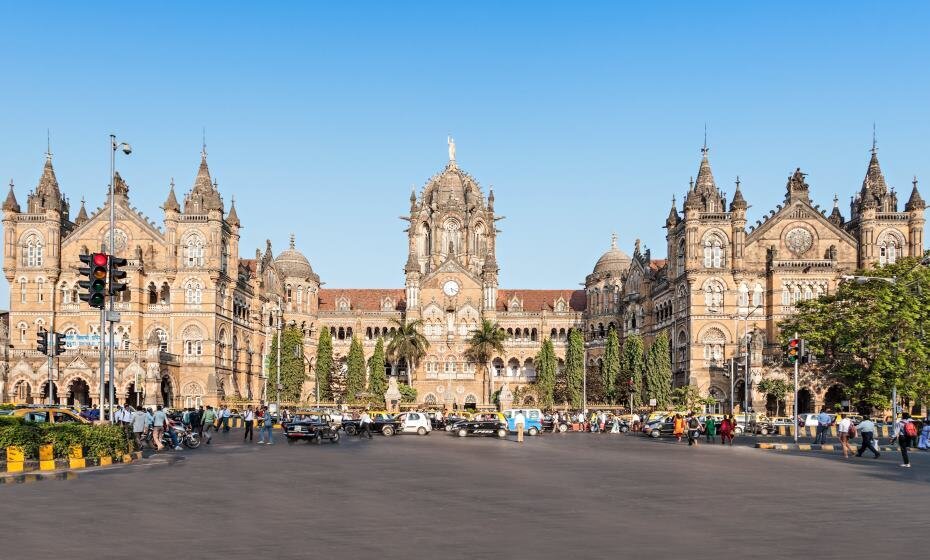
[0, 417, 133, 460]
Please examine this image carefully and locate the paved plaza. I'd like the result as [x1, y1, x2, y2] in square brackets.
[2, 431, 927, 559]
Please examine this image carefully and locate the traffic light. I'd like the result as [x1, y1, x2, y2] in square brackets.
[799, 339, 810, 364]
[54, 332, 66, 356]
[108, 255, 128, 296]
[78, 253, 109, 308]
[37, 329, 49, 355]
[787, 338, 800, 364]
[627, 377, 635, 394]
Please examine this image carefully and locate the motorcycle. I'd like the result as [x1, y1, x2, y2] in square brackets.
[142, 425, 201, 450]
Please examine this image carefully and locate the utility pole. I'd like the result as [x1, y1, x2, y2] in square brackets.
[793, 332, 799, 444]
[729, 357, 735, 415]
[276, 306, 282, 413]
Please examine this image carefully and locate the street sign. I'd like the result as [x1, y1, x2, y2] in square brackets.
[64, 333, 104, 347]
[106, 310, 122, 323]
[649, 398, 657, 406]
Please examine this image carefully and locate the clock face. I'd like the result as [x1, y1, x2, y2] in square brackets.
[443, 280, 460, 297]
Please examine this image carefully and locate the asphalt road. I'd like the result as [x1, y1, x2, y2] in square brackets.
[2, 429, 928, 560]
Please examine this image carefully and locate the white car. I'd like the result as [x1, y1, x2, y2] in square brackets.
[394, 411, 432, 435]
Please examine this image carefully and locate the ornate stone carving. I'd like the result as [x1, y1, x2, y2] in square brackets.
[785, 227, 813, 256]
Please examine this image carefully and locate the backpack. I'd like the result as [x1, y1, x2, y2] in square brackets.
[847, 423, 857, 438]
[688, 418, 699, 429]
[904, 421, 918, 437]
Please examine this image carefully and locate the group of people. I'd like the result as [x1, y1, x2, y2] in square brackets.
[834, 412, 927, 467]
[671, 413, 737, 446]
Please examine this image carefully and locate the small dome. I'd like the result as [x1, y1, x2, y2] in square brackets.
[592, 234, 631, 276]
[275, 234, 315, 279]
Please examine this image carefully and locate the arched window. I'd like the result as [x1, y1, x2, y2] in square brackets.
[22, 234, 44, 267]
[160, 282, 171, 304]
[154, 328, 169, 352]
[184, 234, 205, 268]
[445, 357, 456, 374]
[752, 283, 764, 307]
[803, 285, 813, 301]
[182, 325, 204, 356]
[442, 219, 461, 255]
[148, 283, 158, 304]
[61, 282, 71, 304]
[220, 242, 229, 274]
[17, 322, 28, 343]
[702, 328, 726, 364]
[703, 234, 725, 268]
[737, 282, 749, 307]
[879, 239, 899, 265]
[36, 277, 45, 303]
[676, 239, 685, 273]
[184, 279, 203, 304]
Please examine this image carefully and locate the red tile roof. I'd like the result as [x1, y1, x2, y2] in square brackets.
[318, 289, 407, 311]
[497, 289, 586, 312]
[239, 259, 258, 275]
[649, 259, 668, 272]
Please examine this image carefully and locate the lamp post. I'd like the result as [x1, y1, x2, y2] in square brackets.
[732, 303, 763, 425]
[275, 305, 282, 414]
[103, 134, 131, 421]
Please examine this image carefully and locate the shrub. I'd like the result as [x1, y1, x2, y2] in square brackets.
[0, 421, 132, 459]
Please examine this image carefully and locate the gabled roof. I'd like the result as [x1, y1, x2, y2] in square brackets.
[496, 289, 585, 312]
[318, 289, 407, 312]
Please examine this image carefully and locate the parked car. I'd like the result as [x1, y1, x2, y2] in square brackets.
[452, 412, 508, 438]
[283, 412, 341, 444]
[12, 408, 89, 424]
[502, 408, 543, 436]
[443, 413, 473, 432]
[732, 413, 777, 435]
[645, 417, 676, 438]
[393, 411, 432, 435]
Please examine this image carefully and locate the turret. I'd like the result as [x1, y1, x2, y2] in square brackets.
[906, 177, 926, 256]
[729, 177, 747, 270]
[3, 179, 20, 214]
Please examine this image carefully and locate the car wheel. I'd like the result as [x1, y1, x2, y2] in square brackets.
[734, 426, 744, 435]
[445, 425, 453, 432]
[527, 427, 539, 436]
[497, 428, 508, 438]
[330, 432, 340, 444]
[417, 427, 427, 436]
[620, 425, 629, 433]
[457, 428, 468, 438]
[345, 425, 357, 436]
[760, 428, 769, 436]
[314, 435, 323, 445]
[651, 429, 660, 438]
[558, 423, 568, 433]
[382, 426, 395, 437]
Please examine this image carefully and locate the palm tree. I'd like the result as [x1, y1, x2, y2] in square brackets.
[386, 317, 429, 383]
[465, 319, 507, 404]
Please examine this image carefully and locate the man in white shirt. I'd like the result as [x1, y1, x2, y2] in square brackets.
[221, 406, 231, 432]
[152, 405, 168, 451]
[243, 405, 255, 442]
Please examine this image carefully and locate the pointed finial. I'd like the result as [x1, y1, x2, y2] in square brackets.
[289, 233, 296, 249]
[735, 175, 741, 190]
[610, 232, 618, 249]
[914, 176, 918, 188]
[9, 178, 13, 189]
[689, 176, 695, 190]
[672, 194, 676, 206]
[231, 194, 235, 205]
[833, 193, 839, 208]
[701, 123, 708, 157]
[45, 129, 52, 161]
[170, 177, 175, 190]
[871, 122, 877, 154]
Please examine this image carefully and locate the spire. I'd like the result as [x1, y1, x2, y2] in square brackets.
[828, 193, 844, 225]
[405, 250, 420, 273]
[729, 175, 747, 211]
[226, 195, 240, 226]
[163, 178, 180, 212]
[289, 233, 296, 250]
[610, 232, 618, 250]
[488, 186, 495, 211]
[906, 176, 926, 211]
[185, 148, 223, 213]
[27, 150, 63, 212]
[74, 197, 89, 225]
[694, 131, 716, 193]
[665, 194, 680, 227]
[482, 248, 498, 272]
[861, 144, 889, 198]
[3, 179, 20, 213]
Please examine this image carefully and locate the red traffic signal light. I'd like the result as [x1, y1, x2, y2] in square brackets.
[787, 338, 799, 363]
[79, 252, 109, 308]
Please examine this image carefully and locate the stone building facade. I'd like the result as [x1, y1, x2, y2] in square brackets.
[1, 140, 925, 412]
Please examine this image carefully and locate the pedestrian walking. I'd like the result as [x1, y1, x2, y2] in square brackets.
[359, 410, 373, 439]
[918, 418, 930, 450]
[243, 405, 255, 442]
[188, 407, 201, 437]
[221, 405, 231, 432]
[704, 415, 717, 443]
[893, 413, 917, 468]
[631, 412, 640, 432]
[720, 415, 735, 445]
[836, 414, 854, 458]
[201, 406, 217, 444]
[855, 415, 880, 458]
[196, 406, 206, 438]
[131, 407, 147, 450]
[814, 407, 831, 444]
[152, 405, 168, 451]
[673, 414, 685, 443]
[686, 413, 703, 446]
[258, 406, 274, 444]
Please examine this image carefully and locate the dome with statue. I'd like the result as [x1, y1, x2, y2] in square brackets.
[418, 137, 485, 209]
[274, 234, 317, 280]
[592, 234, 631, 277]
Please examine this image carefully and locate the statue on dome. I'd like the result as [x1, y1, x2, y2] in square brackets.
[448, 136, 456, 162]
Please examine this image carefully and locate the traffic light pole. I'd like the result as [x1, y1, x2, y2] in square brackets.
[99, 307, 106, 420]
[46, 333, 55, 406]
[793, 331, 799, 444]
[107, 135, 117, 421]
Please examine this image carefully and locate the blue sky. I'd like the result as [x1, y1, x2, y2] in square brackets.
[2, 1, 929, 304]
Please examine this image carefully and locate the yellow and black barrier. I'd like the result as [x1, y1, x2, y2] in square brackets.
[1, 446, 141, 475]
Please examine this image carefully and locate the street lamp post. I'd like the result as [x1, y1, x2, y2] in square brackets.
[103, 134, 131, 421]
[276, 305, 282, 414]
[582, 341, 588, 414]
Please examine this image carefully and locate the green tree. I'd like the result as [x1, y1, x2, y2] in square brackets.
[757, 377, 791, 416]
[266, 326, 307, 404]
[465, 319, 507, 403]
[565, 329, 585, 408]
[671, 385, 703, 412]
[367, 337, 387, 405]
[779, 257, 930, 412]
[602, 328, 621, 403]
[386, 317, 429, 383]
[345, 336, 366, 403]
[620, 334, 645, 406]
[534, 337, 557, 409]
[644, 331, 673, 408]
[314, 327, 333, 402]
[398, 383, 417, 403]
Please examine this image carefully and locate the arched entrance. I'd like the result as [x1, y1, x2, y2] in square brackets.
[68, 378, 91, 407]
[464, 394, 477, 412]
[12, 380, 33, 404]
[40, 381, 58, 404]
[797, 388, 814, 414]
[160, 375, 174, 407]
[734, 380, 746, 412]
[125, 383, 143, 408]
[824, 385, 845, 412]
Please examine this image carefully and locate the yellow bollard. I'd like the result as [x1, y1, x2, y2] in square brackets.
[517, 423, 524, 443]
[6, 446, 25, 473]
[39, 444, 55, 471]
[68, 445, 85, 469]
[99, 456, 113, 467]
